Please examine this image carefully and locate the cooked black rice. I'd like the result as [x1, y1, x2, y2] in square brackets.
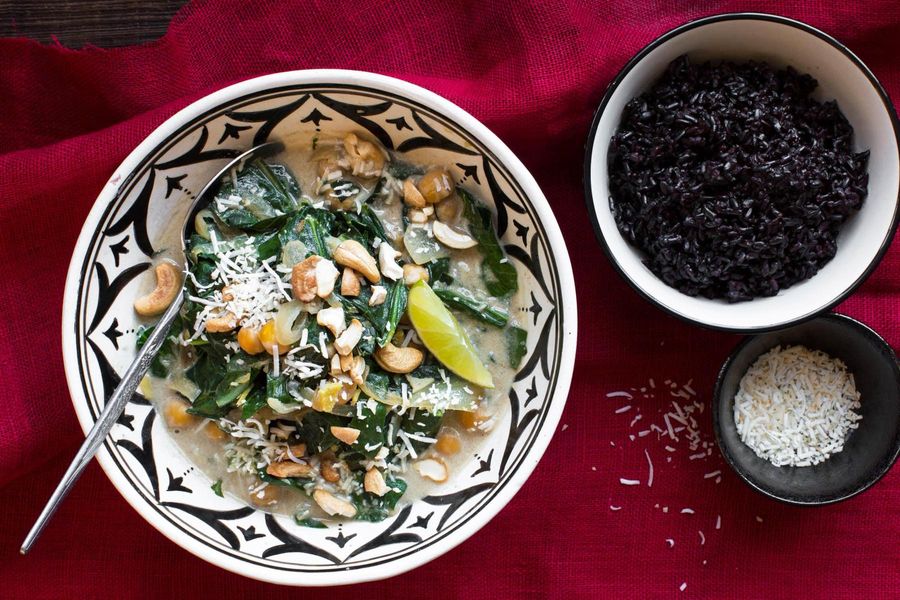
[608, 56, 869, 302]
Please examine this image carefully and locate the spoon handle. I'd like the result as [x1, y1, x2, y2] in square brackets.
[21, 292, 185, 554]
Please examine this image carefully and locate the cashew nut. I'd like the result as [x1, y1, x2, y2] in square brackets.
[134, 262, 182, 317]
[417, 168, 455, 204]
[314, 258, 340, 298]
[291, 255, 321, 302]
[333, 240, 380, 283]
[329, 353, 343, 377]
[266, 460, 312, 478]
[408, 209, 429, 224]
[340, 267, 361, 297]
[316, 306, 346, 337]
[403, 264, 429, 286]
[319, 451, 342, 483]
[403, 179, 427, 208]
[432, 220, 478, 249]
[334, 318, 363, 356]
[330, 426, 360, 445]
[415, 457, 449, 482]
[368, 285, 387, 306]
[364, 468, 389, 496]
[343, 133, 385, 179]
[313, 489, 357, 517]
[205, 313, 238, 333]
[378, 242, 404, 281]
[374, 343, 424, 374]
[348, 355, 366, 385]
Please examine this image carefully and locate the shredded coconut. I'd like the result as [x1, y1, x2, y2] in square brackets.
[734, 345, 862, 467]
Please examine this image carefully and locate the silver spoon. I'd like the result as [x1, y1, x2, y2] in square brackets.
[21, 140, 284, 554]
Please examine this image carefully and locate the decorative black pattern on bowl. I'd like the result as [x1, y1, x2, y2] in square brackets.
[62, 71, 576, 585]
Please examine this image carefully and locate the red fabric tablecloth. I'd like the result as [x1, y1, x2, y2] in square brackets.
[1, 1, 898, 597]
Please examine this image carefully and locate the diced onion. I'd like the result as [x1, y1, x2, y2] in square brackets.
[403, 225, 448, 265]
[169, 374, 201, 402]
[193, 209, 214, 240]
[274, 300, 306, 346]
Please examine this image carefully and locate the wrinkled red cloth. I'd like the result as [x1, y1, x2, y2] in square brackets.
[1, 1, 898, 597]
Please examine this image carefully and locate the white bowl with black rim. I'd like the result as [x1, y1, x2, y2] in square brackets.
[61, 70, 577, 585]
[584, 13, 900, 333]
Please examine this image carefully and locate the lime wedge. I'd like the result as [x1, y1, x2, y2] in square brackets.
[407, 281, 494, 388]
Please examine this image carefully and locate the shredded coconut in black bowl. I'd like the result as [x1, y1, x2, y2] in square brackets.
[608, 56, 869, 303]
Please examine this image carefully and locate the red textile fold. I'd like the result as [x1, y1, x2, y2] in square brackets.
[0, 1, 897, 597]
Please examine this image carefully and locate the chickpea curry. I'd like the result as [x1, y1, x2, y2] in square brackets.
[134, 133, 526, 525]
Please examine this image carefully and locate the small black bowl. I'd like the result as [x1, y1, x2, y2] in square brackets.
[713, 313, 900, 504]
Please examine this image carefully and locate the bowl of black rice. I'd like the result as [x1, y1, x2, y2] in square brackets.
[584, 13, 900, 332]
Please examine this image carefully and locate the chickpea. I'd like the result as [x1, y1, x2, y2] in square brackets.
[343, 133, 385, 178]
[436, 195, 464, 223]
[163, 400, 195, 429]
[204, 422, 228, 441]
[417, 168, 455, 204]
[435, 428, 462, 456]
[258, 320, 286, 355]
[237, 326, 264, 355]
[456, 410, 489, 431]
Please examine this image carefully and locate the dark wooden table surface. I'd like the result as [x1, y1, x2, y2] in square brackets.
[0, 0, 187, 47]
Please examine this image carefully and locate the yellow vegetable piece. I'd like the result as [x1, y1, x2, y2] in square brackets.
[313, 381, 344, 412]
[138, 375, 154, 400]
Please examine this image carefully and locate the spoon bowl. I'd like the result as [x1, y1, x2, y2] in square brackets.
[21, 140, 283, 554]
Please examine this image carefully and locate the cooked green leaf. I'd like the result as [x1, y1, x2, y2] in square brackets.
[433, 283, 509, 328]
[459, 188, 518, 298]
[387, 159, 424, 180]
[351, 476, 407, 522]
[336, 280, 407, 348]
[294, 411, 345, 454]
[378, 281, 408, 347]
[506, 326, 528, 369]
[211, 160, 300, 231]
[398, 409, 443, 455]
[347, 400, 389, 459]
[241, 384, 269, 420]
[294, 516, 327, 528]
[426, 257, 452, 285]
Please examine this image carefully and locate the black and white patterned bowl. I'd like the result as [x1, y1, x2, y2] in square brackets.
[61, 71, 577, 585]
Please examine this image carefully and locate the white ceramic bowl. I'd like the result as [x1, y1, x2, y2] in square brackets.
[61, 70, 577, 585]
[585, 13, 900, 332]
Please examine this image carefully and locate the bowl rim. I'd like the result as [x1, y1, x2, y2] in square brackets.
[60, 69, 578, 585]
[582, 12, 900, 334]
[711, 312, 900, 505]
